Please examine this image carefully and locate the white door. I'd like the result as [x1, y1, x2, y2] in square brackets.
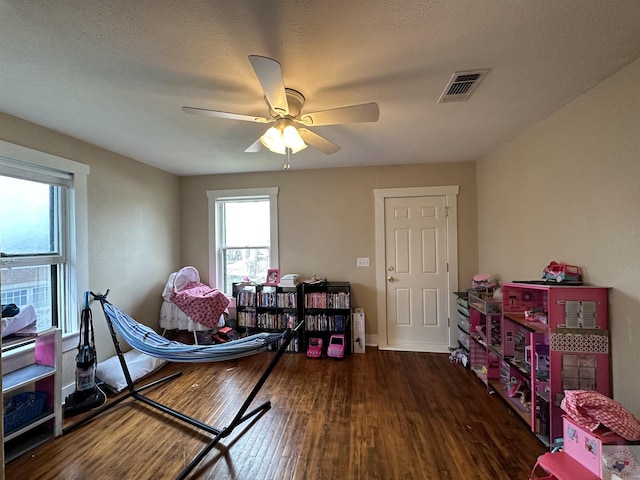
[375, 187, 459, 353]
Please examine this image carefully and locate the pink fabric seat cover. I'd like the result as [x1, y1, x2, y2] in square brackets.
[561, 390, 640, 441]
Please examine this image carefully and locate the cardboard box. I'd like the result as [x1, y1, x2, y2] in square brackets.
[351, 308, 365, 354]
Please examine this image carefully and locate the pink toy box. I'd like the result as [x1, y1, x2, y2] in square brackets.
[530, 416, 640, 480]
[563, 416, 640, 479]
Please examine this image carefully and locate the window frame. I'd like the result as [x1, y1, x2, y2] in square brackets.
[207, 187, 279, 294]
[0, 140, 89, 352]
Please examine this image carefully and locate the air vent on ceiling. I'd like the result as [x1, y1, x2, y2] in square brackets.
[437, 69, 489, 103]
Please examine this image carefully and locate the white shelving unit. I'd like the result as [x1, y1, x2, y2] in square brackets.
[2, 328, 62, 462]
[454, 291, 471, 354]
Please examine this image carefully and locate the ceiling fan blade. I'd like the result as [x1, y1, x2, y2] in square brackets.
[182, 106, 269, 123]
[248, 55, 289, 116]
[244, 137, 263, 153]
[300, 102, 379, 126]
[298, 128, 341, 155]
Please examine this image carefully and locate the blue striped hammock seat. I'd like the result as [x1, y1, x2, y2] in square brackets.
[65, 291, 298, 480]
[103, 301, 285, 362]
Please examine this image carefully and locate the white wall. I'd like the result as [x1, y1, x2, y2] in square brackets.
[477, 58, 640, 414]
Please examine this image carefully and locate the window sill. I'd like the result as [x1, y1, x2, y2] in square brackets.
[62, 331, 79, 353]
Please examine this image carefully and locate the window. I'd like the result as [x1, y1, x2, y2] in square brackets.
[1, 176, 63, 328]
[207, 188, 279, 295]
[0, 141, 89, 339]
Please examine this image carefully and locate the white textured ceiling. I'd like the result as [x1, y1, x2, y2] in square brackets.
[1, 1, 640, 176]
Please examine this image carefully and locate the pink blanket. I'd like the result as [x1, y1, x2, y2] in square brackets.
[170, 281, 229, 329]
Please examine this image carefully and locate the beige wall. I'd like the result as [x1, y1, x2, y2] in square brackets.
[0, 112, 181, 389]
[477, 58, 640, 414]
[0, 113, 478, 402]
[180, 161, 478, 340]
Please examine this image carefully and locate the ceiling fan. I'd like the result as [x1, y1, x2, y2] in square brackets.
[181, 55, 380, 158]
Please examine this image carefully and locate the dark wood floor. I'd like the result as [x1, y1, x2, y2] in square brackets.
[5, 349, 546, 479]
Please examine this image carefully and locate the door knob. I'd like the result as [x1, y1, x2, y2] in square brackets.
[387, 276, 394, 282]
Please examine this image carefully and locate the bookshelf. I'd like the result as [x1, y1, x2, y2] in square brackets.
[302, 281, 351, 356]
[233, 283, 302, 352]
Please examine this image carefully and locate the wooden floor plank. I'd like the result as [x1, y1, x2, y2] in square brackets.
[4, 349, 546, 479]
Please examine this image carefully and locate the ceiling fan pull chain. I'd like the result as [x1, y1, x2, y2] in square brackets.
[283, 148, 291, 170]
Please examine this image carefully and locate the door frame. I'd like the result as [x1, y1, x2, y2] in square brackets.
[374, 186, 459, 351]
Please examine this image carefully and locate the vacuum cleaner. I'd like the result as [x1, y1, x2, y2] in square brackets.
[63, 292, 106, 418]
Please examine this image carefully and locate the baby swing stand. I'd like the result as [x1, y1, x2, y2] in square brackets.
[64, 291, 299, 480]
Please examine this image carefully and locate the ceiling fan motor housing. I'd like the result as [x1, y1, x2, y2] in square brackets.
[268, 88, 305, 118]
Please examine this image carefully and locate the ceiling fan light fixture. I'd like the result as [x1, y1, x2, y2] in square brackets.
[283, 125, 306, 152]
[260, 120, 307, 155]
[260, 125, 285, 153]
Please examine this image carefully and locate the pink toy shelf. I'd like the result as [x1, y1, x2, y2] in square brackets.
[500, 282, 610, 446]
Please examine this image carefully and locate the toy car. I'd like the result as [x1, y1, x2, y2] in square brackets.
[306, 337, 323, 358]
[327, 334, 346, 359]
[542, 261, 581, 283]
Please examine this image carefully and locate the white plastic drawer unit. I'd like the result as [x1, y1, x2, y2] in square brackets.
[457, 312, 470, 333]
[457, 305, 470, 318]
[456, 295, 469, 309]
[457, 329, 470, 350]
